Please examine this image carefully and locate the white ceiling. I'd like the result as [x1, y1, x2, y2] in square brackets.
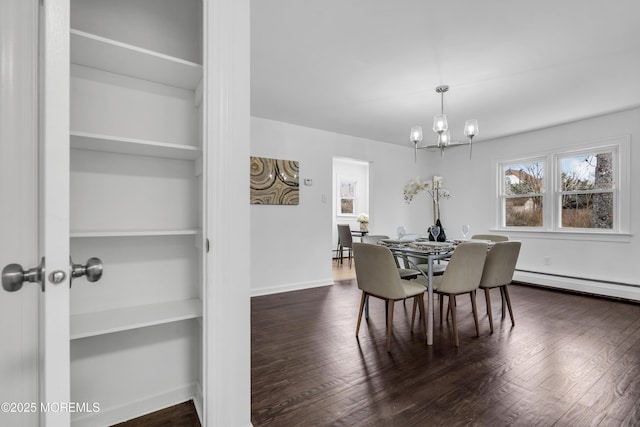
[251, 0, 640, 147]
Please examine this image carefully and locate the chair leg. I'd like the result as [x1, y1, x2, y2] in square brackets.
[484, 288, 494, 333]
[439, 294, 444, 323]
[385, 300, 389, 326]
[471, 290, 480, 337]
[356, 292, 366, 336]
[348, 248, 353, 268]
[386, 300, 395, 352]
[500, 286, 506, 319]
[446, 296, 456, 321]
[503, 285, 515, 326]
[364, 294, 369, 320]
[410, 297, 417, 333]
[450, 295, 459, 347]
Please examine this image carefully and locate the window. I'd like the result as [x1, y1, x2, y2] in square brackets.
[500, 159, 545, 228]
[497, 136, 628, 234]
[338, 177, 357, 215]
[558, 150, 615, 229]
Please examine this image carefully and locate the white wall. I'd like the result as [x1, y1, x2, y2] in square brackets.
[250, 117, 425, 295]
[429, 108, 640, 300]
[252, 109, 639, 301]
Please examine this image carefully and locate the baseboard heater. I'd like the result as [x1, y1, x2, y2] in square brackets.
[515, 269, 640, 289]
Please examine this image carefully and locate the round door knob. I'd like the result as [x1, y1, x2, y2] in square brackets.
[84, 257, 103, 282]
[70, 257, 103, 284]
[2, 258, 45, 292]
[2, 264, 27, 292]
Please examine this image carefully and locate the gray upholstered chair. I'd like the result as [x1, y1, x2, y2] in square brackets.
[413, 241, 487, 347]
[478, 241, 521, 333]
[337, 224, 354, 267]
[353, 243, 426, 352]
[471, 234, 509, 242]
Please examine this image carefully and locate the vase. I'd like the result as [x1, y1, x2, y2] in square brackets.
[360, 222, 368, 231]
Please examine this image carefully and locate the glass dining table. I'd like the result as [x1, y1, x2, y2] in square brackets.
[379, 239, 457, 346]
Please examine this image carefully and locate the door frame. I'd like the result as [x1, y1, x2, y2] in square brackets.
[39, 0, 72, 424]
[203, 0, 251, 425]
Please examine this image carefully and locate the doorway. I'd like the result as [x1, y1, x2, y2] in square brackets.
[332, 157, 370, 267]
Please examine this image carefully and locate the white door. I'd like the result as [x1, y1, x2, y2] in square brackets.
[0, 0, 39, 425]
[1, 1, 74, 425]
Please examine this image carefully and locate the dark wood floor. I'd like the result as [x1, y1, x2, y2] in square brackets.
[251, 265, 640, 426]
[113, 400, 200, 427]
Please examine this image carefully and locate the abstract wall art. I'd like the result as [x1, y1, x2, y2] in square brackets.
[250, 156, 299, 205]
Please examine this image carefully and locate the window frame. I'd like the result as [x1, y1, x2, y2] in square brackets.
[337, 175, 358, 217]
[555, 145, 618, 231]
[498, 156, 548, 230]
[495, 135, 631, 239]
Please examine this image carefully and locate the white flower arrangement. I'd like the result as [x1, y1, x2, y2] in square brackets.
[357, 213, 369, 223]
[403, 176, 451, 222]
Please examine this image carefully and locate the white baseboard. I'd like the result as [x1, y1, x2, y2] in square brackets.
[251, 278, 334, 297]
[71, 383, 198, 427]
[514, 271, 640, 302]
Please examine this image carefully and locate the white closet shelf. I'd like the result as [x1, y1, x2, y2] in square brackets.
[70, 229, 200, 238]
[70, 298, 202, 340]
[71, 131, 200, 160]
[70, 29, 202, 90]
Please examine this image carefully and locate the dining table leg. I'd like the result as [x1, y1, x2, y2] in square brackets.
[427, 254, 434, 345]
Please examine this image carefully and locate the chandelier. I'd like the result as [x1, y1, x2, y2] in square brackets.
[410, 85, 478, 160]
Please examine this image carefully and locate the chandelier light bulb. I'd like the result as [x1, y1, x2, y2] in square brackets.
[432, 114, 448, 134]
[410, 126, 423, 143]
[439, 130, 451, 146]
[464, 119, 479, 138]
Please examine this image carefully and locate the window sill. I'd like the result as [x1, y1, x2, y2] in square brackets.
[489, 228, 632, 243]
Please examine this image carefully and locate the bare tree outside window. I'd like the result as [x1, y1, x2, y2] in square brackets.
[560, 152, 613, 229]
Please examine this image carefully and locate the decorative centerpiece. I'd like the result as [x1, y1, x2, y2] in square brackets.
[403, 176, 450, 241]
[357, 213, 369, 231]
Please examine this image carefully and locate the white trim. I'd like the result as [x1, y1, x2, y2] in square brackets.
[204, 0, 251, 426]
[250, 280, 334, 297]
[514, 271, 640, 302]
[71, 383, 198, 427]
[490, 229, 632, 243]
[40, 0, 72, 424]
